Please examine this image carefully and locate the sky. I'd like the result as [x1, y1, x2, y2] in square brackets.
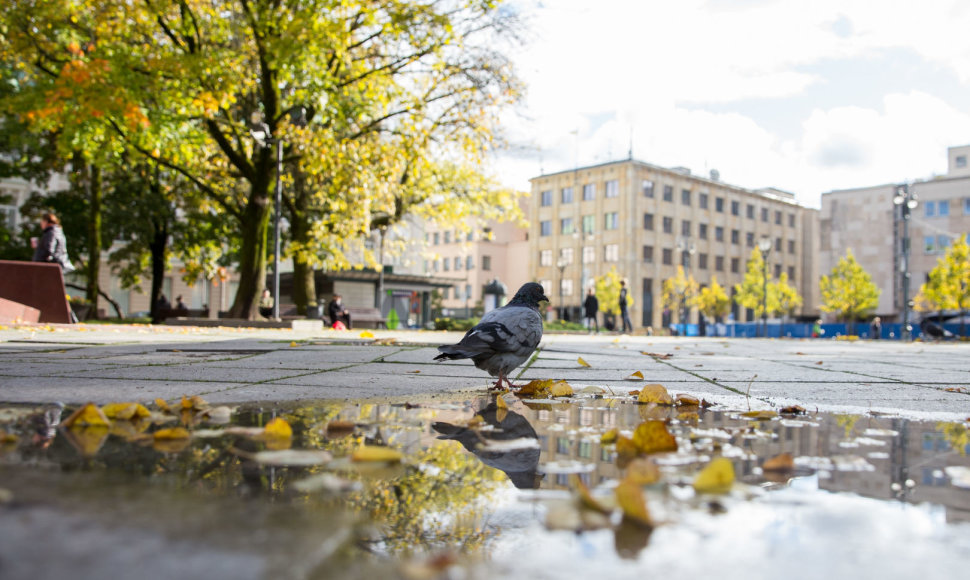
[492, 0, 970, 208]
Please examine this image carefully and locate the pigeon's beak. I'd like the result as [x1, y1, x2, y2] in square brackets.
[539, 294, 550, 305]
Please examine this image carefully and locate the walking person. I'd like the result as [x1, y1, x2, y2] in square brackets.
[31, 212, 74, 272]
[869, 316, 881, 340]
[619, 280, 633, 333]
[583, 287, 599, 333]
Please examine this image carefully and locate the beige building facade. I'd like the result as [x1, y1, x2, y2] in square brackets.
[529, 159, 819, 331]
[820, 145, 970, 321]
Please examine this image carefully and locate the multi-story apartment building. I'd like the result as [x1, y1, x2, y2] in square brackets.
[529, 159, 819, 331]
[422, 217, 530, 318]
[820, 145, 970, 321]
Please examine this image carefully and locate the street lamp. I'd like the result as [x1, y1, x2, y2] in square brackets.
[556, 255, 568, 320]
[893, 184, 918, 341]
[758, 236, 772, 338]
[251, 120, 283, 320]
[676, 236, 696, 337]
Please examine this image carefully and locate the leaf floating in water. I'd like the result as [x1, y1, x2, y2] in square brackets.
[577, 357, 591, 368]
[351, 445, 403, 463]
[632, 421, 678, 454]
[625, 371, 644, 381]
[637, 384, 673, 406]
[762, 452, 794, 472]
[624, 458, 661, 485]
[572, 474, 611, 514]
[549, 380, 574, 397]
[102, 402, 151, 421]
[263, 417, 293, 439]
[614, 479, 653, 528]
[742, 410, 778, 420]
[601, 428, 619, 445]
[675, 394, 700, 407]
[693, 457, 735, 494]
[153, 427, 191, 440]
[780, 404, 807, 415]
[155, 398, 173, 414]
[61, 403, 110, 429]
[248, 449, 333, 467]
[325, 420, 356, 438]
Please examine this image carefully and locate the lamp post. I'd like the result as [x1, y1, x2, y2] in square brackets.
[556, 256, 568, 320]
[893, 184, 918, 341]
[758, 236, 772, 338]
[676, 236, 696, 337]
[251, 121, 283, 320]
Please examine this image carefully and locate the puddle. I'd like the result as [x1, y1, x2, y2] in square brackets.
[1, 391, 969, 579]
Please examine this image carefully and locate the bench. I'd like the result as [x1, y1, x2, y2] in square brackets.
[325, 306, 387, 329]
[0, 260, 73, 323]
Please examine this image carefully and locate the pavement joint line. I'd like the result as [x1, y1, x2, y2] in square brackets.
[651, 357, 766, 400]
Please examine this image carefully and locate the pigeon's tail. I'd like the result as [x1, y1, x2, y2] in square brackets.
[434, 345, 476, 361]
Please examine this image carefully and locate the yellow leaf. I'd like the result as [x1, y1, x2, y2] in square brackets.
[62, 403, 110, 428]
[632, 421, 678, 454]
[601, 428, 619, 445]
[693, 457, 735, 494]
[614, 479, 652, 528]
[549, 380, 574, 397]
[624, 458, 661, 485]
[153, 427, 191, 440]
[577, 357, 591, 368]
[102, 402, 151, 420]
[155, 398, 172, 413]
[637, 384, 673, 406]
[290, 341, 299, 347]
[351, 445, 403, 463]
[263, 417, 293, 439]
[61, 425, 109, 457]
[762, 452, 795, 472]
[741, 410, 778, 420]
[572, 475, 610, 514]
[626, 371, 644, 381]
[675, 394, 700, 407]
[516, 379, 553, 397]
[496, 395, 509, 409]
[359, 331, 375, 338]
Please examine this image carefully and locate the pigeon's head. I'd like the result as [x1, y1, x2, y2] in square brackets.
[510, 282, 550, 307]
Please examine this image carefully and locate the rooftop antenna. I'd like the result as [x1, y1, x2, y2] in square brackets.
[628, 126, 634, 160]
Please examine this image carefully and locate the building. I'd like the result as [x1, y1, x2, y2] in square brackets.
[529, 159, 819, 332]
[820, 145, 970, 322]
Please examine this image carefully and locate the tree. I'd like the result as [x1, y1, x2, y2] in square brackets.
[769, 272, 802, 336]
[661, 265, 697, 333]
[594, 267, 632, 329]
[734, 248, 772, 321]
[916, 235, 970, 337]
[695, 276, 731, 325]
[820, 249, 880, 335]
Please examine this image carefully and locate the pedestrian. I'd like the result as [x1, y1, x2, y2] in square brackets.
[811, 319, 822, 338]
[328, 294, 352, 329]
[31, 212, 74, 272]
[619, 280, 633, 333]
[258, 289, 274, 318]
[583, 287, 599, 332]
[174, 295, 188, 314]
[869, 316, 881, 340]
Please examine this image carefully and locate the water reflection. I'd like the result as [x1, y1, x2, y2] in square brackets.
[1, 395, 969, 578]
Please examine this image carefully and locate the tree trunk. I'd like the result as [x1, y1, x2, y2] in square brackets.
[149, 220, 168, 324]
[85, 162, 102, 319]
[228, 192, 271, 320]
[289, 210, 316, 316]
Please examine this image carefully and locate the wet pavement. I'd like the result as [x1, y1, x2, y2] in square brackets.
[1, 323, 969, 579]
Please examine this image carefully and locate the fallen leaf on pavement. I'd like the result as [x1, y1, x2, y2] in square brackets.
[637, 384, 673, 406]
[693, 457, 735, 494]
[577, 357, 591, 367]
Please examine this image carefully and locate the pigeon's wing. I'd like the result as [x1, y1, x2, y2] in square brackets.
[438, 306, 541, 358]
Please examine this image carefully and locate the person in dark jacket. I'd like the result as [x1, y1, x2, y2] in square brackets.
[31, 212, 72, 271]
[583, 287, 599, 332]
[619, 280, 633, 333]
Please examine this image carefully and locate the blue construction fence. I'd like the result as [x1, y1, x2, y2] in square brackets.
[670, 321, 969, 339]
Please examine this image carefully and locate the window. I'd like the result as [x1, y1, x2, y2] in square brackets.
[662, 248, 673, 265]
[925, 201, 936, 217]
[938, 200, 950, 216]
[433, 232, 440, 245]
[746, 232, 755, 247]
[433, 259, 440, 272]
[775, 210, 782, 225]
[604, 212, 619, 230]
[465, 284, 472, 300]
[731, 201, 740, 216]
[561, 278, 574, 297]
[938, 235, 951, 251]
[788, 240, 795, 254]
[789, 213, 796, 227]
[541, 190, 553, 206]
[965, 198, 970, 214]
[540, 249, 552, 266]
[788, 266, 795, 281]
[560, 247, 574, 265]
[582, 214, 595, 233]
[663, 185, 673, 201]
[583, 183, 596, 200]
[464, 255, 474, 270]
[761, 207, 769, 222]
[604, 244, 619, 262]
[731, 229, 739, 244]
[681, 220, 691, 236]
[643, 213, 654, 230]
[699, 193, 709, 209]
[481, 255, 491, 270]
[698, 253, 708, 269]
[774, 264, 782, 278]
[715, 256, 724, 271]
[775, 237, 782, 252]
[925, 236, 936, 253]
[731, 257, 739, 273]
[605, 180, 619, 198]
[561, 217, 574, 234]
[444, 231, 451, 244]
[539, 280, 551, 296]
[561, 187, 574, 203]
[746, 204, 755, 219]
[642, 180, 654, 198]
[699, 223, 708, 239]
[715, 197, 725, 212]
[643, 245, 654, 263]
[540, 220, 551, 236]
[582, 246, 595, 264]
[957, 155, 967, 168]
[715, 226, 724, 242]
[663, 217, 674, 233]
[681, 189, 691, 205]
[454, 256, 462, 270]
[467, 231, 474, 242]
[443, 258, 450, 271]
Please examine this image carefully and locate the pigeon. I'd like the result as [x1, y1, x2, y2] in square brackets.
[434, 282, 548, 389]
